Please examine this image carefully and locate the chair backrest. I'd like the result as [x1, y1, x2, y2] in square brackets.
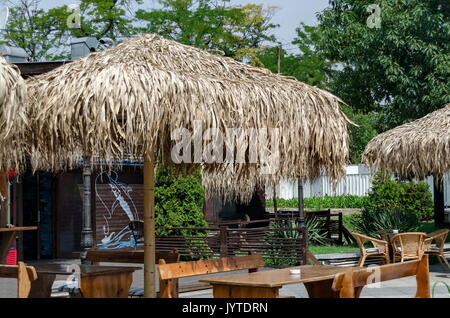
[352, 232, 386, 252]
[158, 253, 265, 298]
[426, 229, 449, 251]
[392, 232, 426, 259]
[333, 255, 430, 298]
[0, 262, 38, 298]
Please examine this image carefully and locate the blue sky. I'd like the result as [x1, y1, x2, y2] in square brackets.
[0, 0, 330, 47]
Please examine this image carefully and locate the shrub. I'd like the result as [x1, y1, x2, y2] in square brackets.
[401, 182, 434, 221]
[365, 172, 434, 222]
[155, 165, 208, 236]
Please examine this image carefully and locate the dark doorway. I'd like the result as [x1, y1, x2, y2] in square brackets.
[22, 171, 54, 260]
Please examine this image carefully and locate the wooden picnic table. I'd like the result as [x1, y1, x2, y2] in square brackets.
[85, 247, 179, 264]
[199, 265, 351, 298]
[0, 227, 38, 264]
[29, 264, 140, 298]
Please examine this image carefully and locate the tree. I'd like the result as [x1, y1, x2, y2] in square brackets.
[135, 0, 278, 64]
[317, 0, 450, 130]
[2, 0, 70, 61]
[258, 23, 333, 88]
[1, 0, 142, 61]
[342, 107, 378, 164]
[71, 0, 143, 41]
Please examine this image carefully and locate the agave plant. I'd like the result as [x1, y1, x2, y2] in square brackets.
[350, 208, 419, 238]
[269, 217, 329, 245]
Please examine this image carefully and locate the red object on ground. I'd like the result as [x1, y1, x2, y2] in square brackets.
[6, 249, 17, 265]
[7, 168, 17, 178]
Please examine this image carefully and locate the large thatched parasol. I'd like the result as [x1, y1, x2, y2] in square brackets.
[363, 104, 450, 225]
[0, 56, 27, 171]
[363, 104, 450, 179]
[25, 34, 352, 297]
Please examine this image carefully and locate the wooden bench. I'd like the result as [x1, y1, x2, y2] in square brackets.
[332, 255, 430, 298]
[0, 262, 38, 298]
[158, 253, 265, 298]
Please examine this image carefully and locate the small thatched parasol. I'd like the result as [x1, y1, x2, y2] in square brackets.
[24, 34, 352, 297]
[363, 104, 450, 179]
[0, 56, 27, 171]
[363, 104, 450, 226]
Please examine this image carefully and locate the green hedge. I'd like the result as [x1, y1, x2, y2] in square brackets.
[266, 195, 369, 210]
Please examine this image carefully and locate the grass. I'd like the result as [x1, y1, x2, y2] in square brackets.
[309, 244, 359, 255]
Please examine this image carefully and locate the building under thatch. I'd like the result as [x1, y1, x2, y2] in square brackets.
[25, 34, 351, 201]
[0, 56, 27, 171]
[363, 104, 450, 180]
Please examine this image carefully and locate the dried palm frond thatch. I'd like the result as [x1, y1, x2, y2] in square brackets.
[26, 34, 351, 200]
[363, 104, 450, 179]
[0, 56, 27, 171]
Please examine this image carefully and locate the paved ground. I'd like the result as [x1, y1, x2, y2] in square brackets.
[1, 260, 449, 298]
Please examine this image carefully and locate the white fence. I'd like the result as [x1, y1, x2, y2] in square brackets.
[267, 165, 450, 206]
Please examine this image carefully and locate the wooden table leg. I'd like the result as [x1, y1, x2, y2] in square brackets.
[0, 232, 16, 264]
[304, 279, 341, 298]
[29, 274, 56, 298]
[304, 279, 364, 298]
[80, 272, 133, 298]
[212, 285, 280, 298]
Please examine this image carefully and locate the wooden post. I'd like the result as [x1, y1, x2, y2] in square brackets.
[415, 255, 430, 298]
[0, 170, 8, 228]
[338, 212, 343, 245]
[273, 187, 278, 219]
[219, 225, 228, 257]
[433, 177, 445, 227]
[80, 158, 93, 264]
[298, 178, 307, 265]
[297, 178, 305, 228]
[143, 153, 156, 298]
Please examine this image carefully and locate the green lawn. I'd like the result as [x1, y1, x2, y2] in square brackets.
[309, 244, 359, 255]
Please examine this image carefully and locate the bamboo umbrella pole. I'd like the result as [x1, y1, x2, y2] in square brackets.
[143, 153, 156, 298]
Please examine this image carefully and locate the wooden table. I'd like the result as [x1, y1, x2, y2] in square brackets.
[86, 248, 179, 264]
[29, 264, 140, 298]
[199, 265, 352, 298]
[0, 227, 38, 264]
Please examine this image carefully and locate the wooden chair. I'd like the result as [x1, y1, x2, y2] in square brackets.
[0, 262, 38, 298]
[332, 255, 430, 298]
[424, 229, 449, 271]
[352, 233, 390, 266]
[391, 232, 426, 263]
[158, 252, 265, 298]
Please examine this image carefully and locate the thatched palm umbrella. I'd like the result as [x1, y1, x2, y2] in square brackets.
[0, 56, 27, 171]
[25, 34, 351, 297]
[363, 104, 450, 225]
